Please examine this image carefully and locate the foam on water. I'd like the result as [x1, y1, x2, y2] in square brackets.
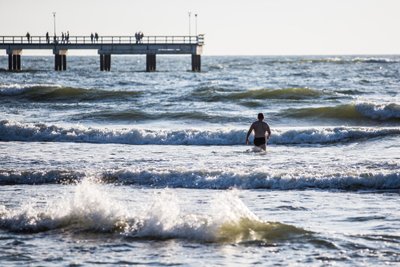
[1, 120, 399, 145]
[0, 179, 308, 243]
[1, 168, 399, 190]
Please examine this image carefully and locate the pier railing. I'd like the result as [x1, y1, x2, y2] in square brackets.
[0, 35, 204, 45]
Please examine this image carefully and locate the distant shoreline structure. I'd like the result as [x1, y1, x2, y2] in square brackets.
[0, 34, 204, 72]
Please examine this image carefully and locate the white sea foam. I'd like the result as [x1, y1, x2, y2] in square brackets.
[0, 179, 305, 242]
[103, 170, 400, 190]
[1, 169, 399, 190]
[1, 120, 399, 145]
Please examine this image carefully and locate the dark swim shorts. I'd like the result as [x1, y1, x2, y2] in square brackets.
[254, 137, 266, 146]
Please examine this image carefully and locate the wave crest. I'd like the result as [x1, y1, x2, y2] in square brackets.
[190, 87, 327, 102]
[1, 120, 399, 145]
[0, 182, 308, 243]
[1, 169, 399, 191]
[0, 84, 141, 101]
[282, 103, 400, 122]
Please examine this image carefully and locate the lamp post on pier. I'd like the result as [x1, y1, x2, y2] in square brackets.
[195, 13, 198, 36]
[52, 12, 56, 37]
[188, 11, 192, 36]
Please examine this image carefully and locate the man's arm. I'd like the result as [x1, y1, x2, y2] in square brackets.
[266, 124, 271, 139]
[246, 124, 254, 144]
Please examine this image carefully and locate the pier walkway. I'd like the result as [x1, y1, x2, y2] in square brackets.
[0, 35, 204, 72]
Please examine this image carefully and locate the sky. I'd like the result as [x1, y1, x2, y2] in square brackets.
[1, 0, 400, 55]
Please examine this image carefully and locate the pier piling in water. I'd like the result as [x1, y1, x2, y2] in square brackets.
[7, 49, 22, 71]
[100, 54, 111, 71]
[191, 54, 201, 72]
[54, 49, 67, 71]
[146, 54, 156, 72]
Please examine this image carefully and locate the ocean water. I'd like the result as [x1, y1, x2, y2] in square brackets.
[0, 55, 399, 266]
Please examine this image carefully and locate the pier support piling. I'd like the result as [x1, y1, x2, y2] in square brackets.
[191, 54, 201, 72]
[16, 55, 21, 70]
[12, 55, 17, 71]
[53, 49, 68, 71]
[100, 54, 104, 71]
[7, 50, 22, 71]
[146, 54, 156, 72]
[105, 55, 111, 71]
[54, 55, 60, 71]
[62, 55, 67, 71]
[8, 54, 12, 70]
[99, 54, 111, 71]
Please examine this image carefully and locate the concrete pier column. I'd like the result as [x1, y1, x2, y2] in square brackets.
[99, 54, 111, 71]
[100, 54, 105, 71]
[16, 55, 21, 71]
[105, 55, 111, 71]
[7, 50, 22, 71]
[62, 55, 67, 71]
[146, 54, 156, 72]
[53, 49, 68, 71]
[191, 54, 201, 72]
[12, 55, 17, 71]
[54, 54, 61, 71]
[8, 54, 12, 70]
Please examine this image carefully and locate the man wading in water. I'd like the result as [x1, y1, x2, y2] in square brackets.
[246, 113, 271, 151]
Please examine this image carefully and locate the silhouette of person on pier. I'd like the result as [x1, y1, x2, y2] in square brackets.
[26, 32, 31, 43]
[140, 32, 144, 43]
[46, 32, 50, 43]
[61, 32, 65, 43]
[90, 33, 94, 43]
[66, 31, 70, 43]
[135, 32, 144, 44]
[95, 32, 99, 43]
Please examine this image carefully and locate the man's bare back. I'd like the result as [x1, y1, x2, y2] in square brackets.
[245, 113, 271, 151]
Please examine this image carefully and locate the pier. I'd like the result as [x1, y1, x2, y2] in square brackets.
[0, 35, 204, 72]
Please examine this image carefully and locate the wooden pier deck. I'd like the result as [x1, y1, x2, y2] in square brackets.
[0, 35, 204, 72]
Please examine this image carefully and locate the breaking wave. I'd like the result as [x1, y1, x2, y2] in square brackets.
[101, 170, 400, 191]
[190, 87, 328, 102]
[1, 120, 400, 145]
[282, 103, 400, 122]
[1, 169, 399, 191]
[0, 181, 309, 243]
[0, 84, 141, 101]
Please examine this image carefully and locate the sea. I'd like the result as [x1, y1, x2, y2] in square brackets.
[0, 55, 399, 266]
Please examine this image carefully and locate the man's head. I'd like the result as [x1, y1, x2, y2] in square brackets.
[258, 113, 264, 120]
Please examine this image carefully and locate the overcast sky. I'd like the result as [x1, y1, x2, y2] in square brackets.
[1, 0, 400, 55]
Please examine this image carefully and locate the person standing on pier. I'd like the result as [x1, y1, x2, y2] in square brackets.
[66, 31, 70, 43]
[61, 32, 65, 43]
[139, 32, 144, 43]
[90, 33, 94, 43]
[46, 32, 50, 43]
[135, 32, 139, 44]
[26, 32, 31, 43]
[95, 32, 99, 42]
